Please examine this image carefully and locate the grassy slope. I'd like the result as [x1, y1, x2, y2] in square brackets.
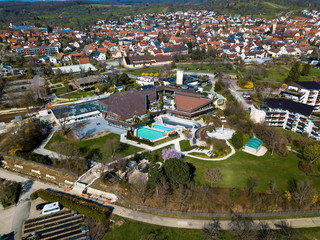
[184, 151, 320, 192]
[105, 217, 207, 240]
[46, 132, 142, 160]
[106, 216, 320, 240]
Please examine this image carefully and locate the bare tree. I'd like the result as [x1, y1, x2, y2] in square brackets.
[204, 169, 222, 187]
[130, 174, 148, 204]
[157, 176, 170, 208]
[175, 184, 191, 211]
[275, 220, 298, 240]
[104, 138, 121, 159]
[203, 219, 223, 240]
[292, 180, 314, 208]
[229, 215, 258, 240]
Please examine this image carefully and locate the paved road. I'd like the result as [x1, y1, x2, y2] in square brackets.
[3, 169, 320, 231]
[0, 169, 60, 239]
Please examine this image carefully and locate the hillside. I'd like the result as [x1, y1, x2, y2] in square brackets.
[0, 0, 318, 29]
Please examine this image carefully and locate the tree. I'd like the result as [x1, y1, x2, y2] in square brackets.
[94, 83, 104, 93]
[104, 138, 121, 159]
[161, 148, 181, 161]
[148, 165, 164, 190]
[158, 97, 163, 110]
[285, 61, 300, 83]
[303, 143, 320, 166]
[130, 174, 148, 204]
[229, 215, 258, 240]
[231, 130, 243, 149]
[292, 180, 314, 208]
[203, 220, 223, 240]
[214, 81, 221, 92]
[300, 63, 311, 76]
[157, 176, 170, 207]
[204, 169, 221, 187]
[163, 158, 192, 188]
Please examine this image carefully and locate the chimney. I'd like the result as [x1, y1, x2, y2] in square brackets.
[176, 70, 183, 86]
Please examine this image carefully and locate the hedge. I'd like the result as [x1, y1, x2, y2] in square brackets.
[16, 151, 53, 165]
[31, 189, 110, 222]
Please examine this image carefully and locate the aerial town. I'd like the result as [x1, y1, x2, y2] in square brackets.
[1, 4, 320, 240]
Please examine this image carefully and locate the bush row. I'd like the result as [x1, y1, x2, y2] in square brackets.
[16, 151, 53, 165]
[31, 189, 110, 222]
[127, 131, 154, 146]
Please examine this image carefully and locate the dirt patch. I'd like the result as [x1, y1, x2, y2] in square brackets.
[2, 156, 76, 186]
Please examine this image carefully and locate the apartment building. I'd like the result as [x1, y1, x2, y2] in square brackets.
[280, 81, 320, 111]
[16, 46, 59, 56]
[264, 98, 320, 140]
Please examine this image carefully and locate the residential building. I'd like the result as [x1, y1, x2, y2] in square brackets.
[264, 98, 320, 140]
[16, 46, 59, 56]
[280, 81, 320, 111]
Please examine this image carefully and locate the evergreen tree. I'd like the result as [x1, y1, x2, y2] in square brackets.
[285, 62, 300, 83]
[301, 63, 311, 76]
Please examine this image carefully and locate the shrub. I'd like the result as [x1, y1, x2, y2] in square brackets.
[35, 189, 110, 221]
[231, 130, 244, 149]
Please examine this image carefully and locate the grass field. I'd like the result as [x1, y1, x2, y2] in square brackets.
[177, 63, 236, 74]
[62, 91, 95, 99]
[105, 217, 207, 240]
[52, 86, 69, 96]
[105, 216, 320, 240]
[46, 132, 142, 160]
[0, 44, 3, 51]
[123, 66, 164, 76]
[184, 151, 320, 192]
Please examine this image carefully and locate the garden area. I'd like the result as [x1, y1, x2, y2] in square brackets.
[45, 132, 142, 161]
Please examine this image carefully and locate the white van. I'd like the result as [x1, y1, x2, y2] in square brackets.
[42, 202, 60, 215]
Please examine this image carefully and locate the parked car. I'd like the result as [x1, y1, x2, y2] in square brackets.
[36, 203, 47, 211]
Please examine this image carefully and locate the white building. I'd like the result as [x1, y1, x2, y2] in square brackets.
[281, 81, 320, 111]
[51, 100, 102, 126]
[264, 98, 320, 140]
[135, 76, 155, 86]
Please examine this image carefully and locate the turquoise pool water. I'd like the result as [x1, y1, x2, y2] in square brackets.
[136, 127, 165, 141]
[153, 124, 173, 132]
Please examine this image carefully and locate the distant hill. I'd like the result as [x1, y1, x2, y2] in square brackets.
[0, 0, 319, 29]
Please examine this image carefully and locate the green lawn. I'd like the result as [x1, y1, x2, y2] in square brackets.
[123, 66, 163, 76]
[203, 83, 212, 92]
[105, 217, 207, 240]
[300, 67, 320, 81]
[180, 140, 196, 151]
[105, 216, 320, 240]
[178, 63, 236, 74]
[52, 86, 69, 96]
[0, 44, 3, 51]
[62, 91, 95, 99]
[184, 151, 320, 192]
[46, 132, 142, 160]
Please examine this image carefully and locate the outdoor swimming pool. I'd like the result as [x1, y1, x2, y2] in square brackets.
[153, 124, 173, 132]
[136, 127, 165, 141]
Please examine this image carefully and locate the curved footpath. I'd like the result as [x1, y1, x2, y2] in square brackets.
[1, 169, 320, 231]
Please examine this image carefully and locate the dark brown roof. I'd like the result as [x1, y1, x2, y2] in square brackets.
[175, 95, 212, 113]
[100, 88, 157, 119]
[124, 55, 173, 65]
